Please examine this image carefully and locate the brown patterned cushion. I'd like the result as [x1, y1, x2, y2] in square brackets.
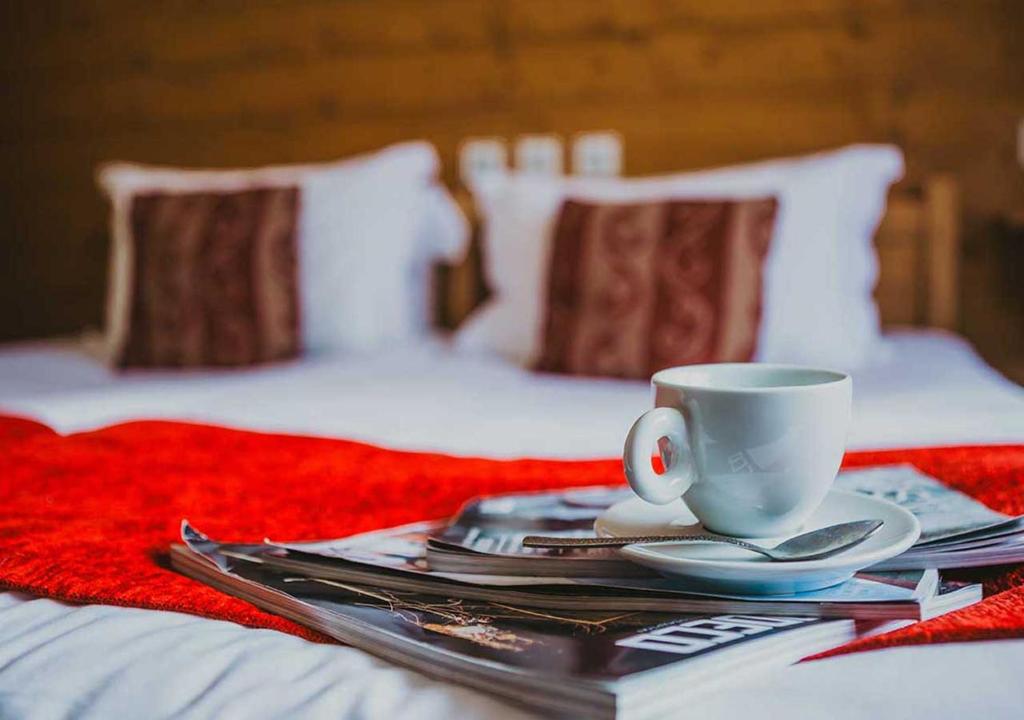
[109, 187, 301, 368]
[537, 197, 778, 379]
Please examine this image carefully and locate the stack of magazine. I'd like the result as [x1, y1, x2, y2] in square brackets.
[173, 465, 1010, 719]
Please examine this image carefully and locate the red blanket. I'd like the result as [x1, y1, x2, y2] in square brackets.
[1, 414, 1022, 658]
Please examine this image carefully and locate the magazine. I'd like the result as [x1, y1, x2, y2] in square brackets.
[835, 465, 1024, 569]
[426, 486, 646, 577]
[172, 528, 916, 720]
[427, 467, 1024, 573]
[255, 520, 976, 620]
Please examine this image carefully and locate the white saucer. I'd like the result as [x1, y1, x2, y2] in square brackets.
[595, 489, 921, 595]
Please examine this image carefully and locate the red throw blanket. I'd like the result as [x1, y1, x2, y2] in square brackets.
[1, 414, 1022, 658]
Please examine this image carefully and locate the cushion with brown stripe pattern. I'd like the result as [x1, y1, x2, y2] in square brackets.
[112, 186, 301, 368]
[537, 196, 778, 379]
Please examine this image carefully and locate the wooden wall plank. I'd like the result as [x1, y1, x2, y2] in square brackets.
[0, 0, 1021, 349]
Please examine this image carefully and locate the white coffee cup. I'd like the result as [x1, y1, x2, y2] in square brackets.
[623, 364, 851, 538]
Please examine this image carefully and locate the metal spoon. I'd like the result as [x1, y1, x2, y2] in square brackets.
[521, 519, 884, 562]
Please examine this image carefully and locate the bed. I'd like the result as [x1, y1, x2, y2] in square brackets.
[1, 175, 1023, 720]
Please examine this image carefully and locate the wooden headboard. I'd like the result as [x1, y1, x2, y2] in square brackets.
[874, 176, 961, 330]
[439, 175, 961, 332]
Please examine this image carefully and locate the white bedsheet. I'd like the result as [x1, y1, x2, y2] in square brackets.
[3, 592, 1023, 720]
[1, 330, 1022, 720]
[1, 329, 1022, 456]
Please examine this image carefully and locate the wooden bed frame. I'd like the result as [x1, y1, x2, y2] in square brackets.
[438, 175, 961, 332]
[874, 176, 960, 330]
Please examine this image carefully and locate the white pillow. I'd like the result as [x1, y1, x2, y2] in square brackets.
[98, 142, 468, 357]
[456, 144, 903, 371]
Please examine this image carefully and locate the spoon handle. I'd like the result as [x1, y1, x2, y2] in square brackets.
[522, 534, 767, 554]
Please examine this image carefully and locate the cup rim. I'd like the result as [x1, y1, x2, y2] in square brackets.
[651, 363, 850, 393]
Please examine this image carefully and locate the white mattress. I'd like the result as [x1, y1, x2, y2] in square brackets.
[1, 330, 1023, 720]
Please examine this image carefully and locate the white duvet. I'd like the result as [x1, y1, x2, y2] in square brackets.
[1, 329, 1022, 719]
[2, 329, 1022, 455]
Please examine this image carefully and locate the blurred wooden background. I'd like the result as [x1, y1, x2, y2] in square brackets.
[1, 0, 1021, 376]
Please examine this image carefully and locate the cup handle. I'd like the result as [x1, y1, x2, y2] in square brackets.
[623, 407, 695, 505]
